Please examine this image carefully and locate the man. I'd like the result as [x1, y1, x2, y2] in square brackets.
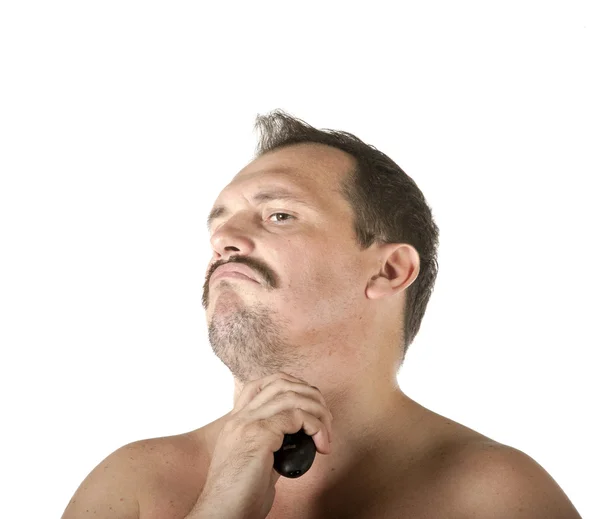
[61, 110, 582, 518]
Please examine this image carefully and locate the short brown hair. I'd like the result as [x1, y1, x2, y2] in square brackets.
[252, 109, 440, 364]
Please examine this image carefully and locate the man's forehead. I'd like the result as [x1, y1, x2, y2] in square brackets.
[208, 143, 355, 225]
[236, 143, 352, 187]
[217, 168, 319, 201]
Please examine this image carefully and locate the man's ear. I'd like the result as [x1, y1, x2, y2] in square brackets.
[365, 243, 420, 300]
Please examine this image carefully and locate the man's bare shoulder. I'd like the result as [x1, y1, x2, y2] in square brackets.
[126, 429, 209, 519]
[127, 429, 205, 469]
[420, 437, 582, 518]
[60, 433, 204, 519]
[384, 403, 581, 518]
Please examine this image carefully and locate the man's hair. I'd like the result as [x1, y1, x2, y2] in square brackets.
[252, 109, 440, 363]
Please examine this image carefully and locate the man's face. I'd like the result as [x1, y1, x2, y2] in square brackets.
[201, 143, 370, 383]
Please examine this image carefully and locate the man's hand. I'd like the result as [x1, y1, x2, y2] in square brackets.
[186, 371, 334, 519]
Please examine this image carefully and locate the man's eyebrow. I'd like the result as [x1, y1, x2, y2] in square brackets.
[206, 188, 315, 231]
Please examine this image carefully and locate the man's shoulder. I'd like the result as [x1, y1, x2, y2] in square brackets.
[124, 429, 205, 467]
[112, 429, 209, 519]
[398, 405, 581, 518]
[423, 438, 581, 518]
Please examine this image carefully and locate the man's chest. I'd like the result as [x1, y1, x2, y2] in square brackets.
[140, 458, 445, 519]
[264, 459, 457, 519]
[138, 419, 484, 519]
[265, 485, 453, 519]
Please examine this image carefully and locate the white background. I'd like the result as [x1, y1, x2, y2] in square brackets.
[1, 1, 597, 517]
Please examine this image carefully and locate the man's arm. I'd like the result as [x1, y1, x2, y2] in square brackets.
[61, 443, 141, 519]
[443, 441, 582, 519]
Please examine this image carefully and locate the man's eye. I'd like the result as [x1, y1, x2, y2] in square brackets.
[268, 212, 295, 224]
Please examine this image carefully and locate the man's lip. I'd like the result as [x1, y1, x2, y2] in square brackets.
[211, 271, 258, 283]
[210, 263, 261, 284]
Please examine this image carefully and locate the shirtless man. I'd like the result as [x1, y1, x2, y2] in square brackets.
[61, 110, 582, 518]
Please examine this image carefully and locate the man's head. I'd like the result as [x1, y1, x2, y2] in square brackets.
[201, 110, 439, 385]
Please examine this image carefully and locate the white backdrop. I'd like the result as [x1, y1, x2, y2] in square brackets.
[0, 2, 597, 518]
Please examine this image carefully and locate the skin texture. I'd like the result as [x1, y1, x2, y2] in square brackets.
[200, 142, 422, 507]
